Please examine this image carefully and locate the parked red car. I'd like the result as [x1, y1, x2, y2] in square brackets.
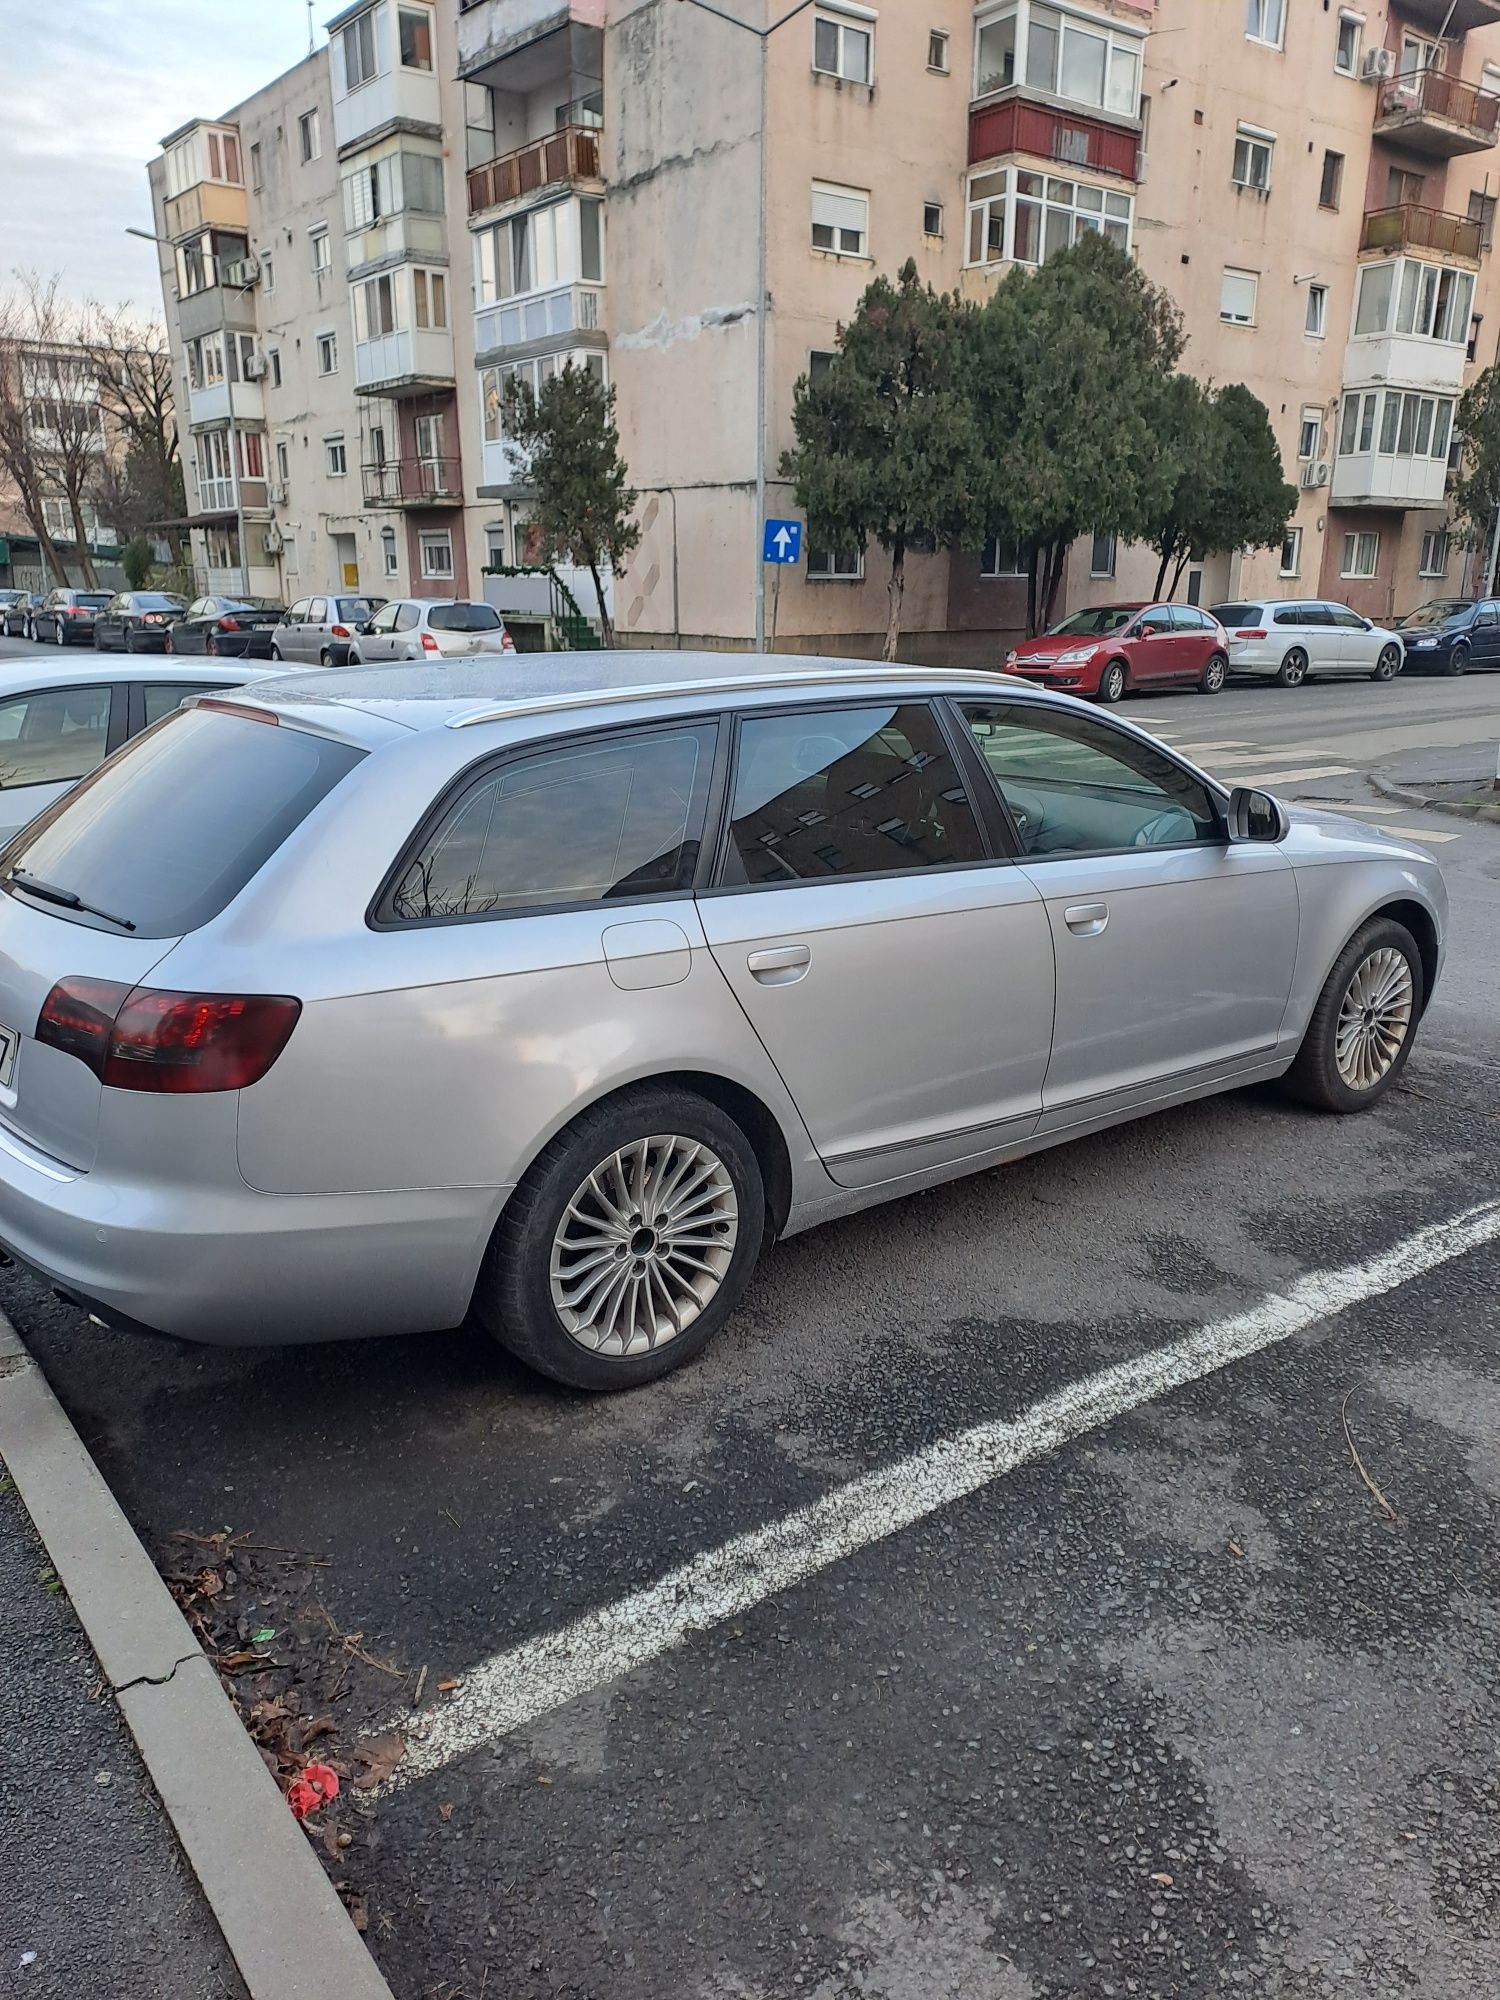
[1005, 602, 1230, 702]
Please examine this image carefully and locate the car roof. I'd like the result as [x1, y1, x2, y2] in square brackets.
[231, 651, 1029, 735]
[0, 657, 280, 695]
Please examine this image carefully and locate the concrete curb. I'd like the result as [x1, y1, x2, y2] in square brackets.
[1369, 773, 1500, 823]
[0, 1311, 395, 2000]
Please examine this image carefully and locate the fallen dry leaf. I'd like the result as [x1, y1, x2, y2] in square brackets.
[196, 1568, 225, 1599]
[351, 1731, 407, 1791]
[1227, 1540, 1245, 1559]
[438, 1802, 454, 1822]
[437, 1678, 459, 1693]
[1150, 1872, 1174, 1889]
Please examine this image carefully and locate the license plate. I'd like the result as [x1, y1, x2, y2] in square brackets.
[0, 1024, 16, 1091]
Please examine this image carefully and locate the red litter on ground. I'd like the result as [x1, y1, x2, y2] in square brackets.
[287, 1762, 340, 1820]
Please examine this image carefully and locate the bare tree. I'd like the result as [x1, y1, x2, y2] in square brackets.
[79, 303, 183, 554]
[0, 293, 69, 583]
[0, 274, 107, 585]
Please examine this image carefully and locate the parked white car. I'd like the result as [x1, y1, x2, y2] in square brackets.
[348, 599, 515, 664]
[1209, 599, 1405, 687]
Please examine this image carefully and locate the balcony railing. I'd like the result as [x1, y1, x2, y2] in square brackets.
[474, 281, 605, 358]
[1375, 69, 1500, 156]
[362, 456, 462, 506]
[467, 124, 601, 218]
[969, 97, 1140, 180]
[1360, 203, 1483, 259]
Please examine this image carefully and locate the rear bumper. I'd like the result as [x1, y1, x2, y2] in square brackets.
[0, 1118, 505, 1344]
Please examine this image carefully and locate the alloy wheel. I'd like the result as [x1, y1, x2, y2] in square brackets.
[1334, 948, 1413, 1093]
[1374, 645, 1400, 682]
[548, 1135, 739, 1357]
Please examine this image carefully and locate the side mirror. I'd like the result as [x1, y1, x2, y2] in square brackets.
[1228, 785, 1286, 843]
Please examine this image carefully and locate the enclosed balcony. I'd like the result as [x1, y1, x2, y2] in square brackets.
[1332, 384, 1455, 509]
[187, 378, 265, 430]
[474, 279, 604, 360]
[361, 455, 462, 506]
[329, 0, 442, 153]
[467, 121, 602, 219]
[457, 0, 604, 88]
[353, 327, 456, 396]
[1360, 203, 1482, 260]
[160, 121, 246, 239]
[1395, 0, 1500, 30]
[1375, 69, 1500, 158]
[968, 97, 1140, 179]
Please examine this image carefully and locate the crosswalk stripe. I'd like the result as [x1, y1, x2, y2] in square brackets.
[1241, 766, 1356, 786]
[1159, 741, 1254, 757]
[1197, 748, 1346, 768]
[1384, 825, 1462, 843]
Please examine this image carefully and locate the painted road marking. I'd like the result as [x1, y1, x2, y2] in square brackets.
[1384, 825, 1462, 843]
[1194, 748, 1344, 768]
[372, 1201, 1500, 1791]
[1238, 765, 1356, 786]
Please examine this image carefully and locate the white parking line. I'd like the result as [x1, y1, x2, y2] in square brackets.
[374, 1201, 1500, 1791]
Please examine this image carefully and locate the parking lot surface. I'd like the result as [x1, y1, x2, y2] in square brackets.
[2, 676, 1499, 1997]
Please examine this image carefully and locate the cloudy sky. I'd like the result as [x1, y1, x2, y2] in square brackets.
[2, 0, 319, 317]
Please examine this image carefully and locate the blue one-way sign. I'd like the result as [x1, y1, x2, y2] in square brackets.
[763, 518, 802, 564]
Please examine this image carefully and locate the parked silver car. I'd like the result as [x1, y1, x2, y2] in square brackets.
[1210, 599, 1405, 686]
[348, 598, 515, 663]
[0, 654, 1446, 1390]
[270, 593, 384, 667]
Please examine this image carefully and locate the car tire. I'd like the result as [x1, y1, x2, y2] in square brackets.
[1199, 651, 1228, 695]
[124, 628, 139, 654]
[269, 644, 283, 661]
[54, 621, 64, 646]
[1276, 647, 1308, 689]
[206, 634, 220, 657]
[477, 1086, 767, 1392]
[1371, 644, 1401, 683]
[1444, 641, 1469, 677]
[346, 648, 362, 666]
[319, 649, 334, 667]
[1097, 660, 1128, 704]
[1280, 916, 1423, 1115]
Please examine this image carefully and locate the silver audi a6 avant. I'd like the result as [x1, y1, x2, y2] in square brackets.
[0, 655, 1446, 1390]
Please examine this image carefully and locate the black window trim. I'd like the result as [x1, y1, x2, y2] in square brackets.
[948, 695, 1232, 866]
[366, 712, 728, 932]
[0, 680, 130, 797]
[700, 693, 1012, 898]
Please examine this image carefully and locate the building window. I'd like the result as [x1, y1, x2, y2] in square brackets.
[811, 181, 869, 257]
[1280, 527, 1302, 577]
[1298, 407, 1323, 461]
[1354, 258, 1475, 345]
[1400, 32, 1442, 79]
[809, 349, 836, 383]
[813, 13, 872, 85]
[976, 5, 1142, 117]
[1365, 390, 1454, 461]
[1305, 283, 1328, 338]
[484, 524, 506, 568]
[268, 347, 282, 388]
[261, 249, 275, 295]
[325, 435, 347, 477]
[237, 430, 264, 480]
[928, 29, 949, 73]
[310, 225, 331, 274]
[354, 272, 402, 340]
[299, 110, 321, 163]
[382, 527, 400, 576]
[1089, 532, 1117, 579]
[316, 331, 339, 375]
[275, 439, 290, 483]
[1220, 268, 1259, 325]
[1419, 530, 1449, 577]
[1469, 190, 1497, 251]
[1319, 150, 1343, 211]
[966, 166, 1132, 267]
[249, 140, 263, 191]
[923, 201, 944, 237]
[807, 545, 864, 580]
[1246, 0, 1285, 49]
[1341, 530, 1380, 579]
[1338, 389, 1379, 455]
[398, 5, 433, 70]
[1388, 166, 1426, 209]
[1232, 126, 1274, 193]
[342, 10, 378, 90]
[419, 529, 454, 579]
[1335, 12, 1362, 74]
[413, 267, 448, 330]
[980, 538, 1027, 578]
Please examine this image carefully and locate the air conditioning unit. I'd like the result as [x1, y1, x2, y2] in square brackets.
[1301, 460, 1331, 490]
[1362, 46, 1396, 82]
[263, 525, 284, 553]
[223, 257, 260, 289]
[266, 480, 288, 505]
[243, 352, 268, 381]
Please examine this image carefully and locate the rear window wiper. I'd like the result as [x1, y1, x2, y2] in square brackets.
[5, 868, 137, 932]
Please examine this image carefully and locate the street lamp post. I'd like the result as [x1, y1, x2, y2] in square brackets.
[127, 225, 254, 597]
[674, 0, 818, 653]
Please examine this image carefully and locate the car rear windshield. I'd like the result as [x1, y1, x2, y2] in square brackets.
[428, 603, 503, 633]
[1, 708, 363, 939]
[1209, 605, 1261, 627]
[76, 594, 113, 609]
[135, 593, 184, 610]
[336, 598, 376, 623]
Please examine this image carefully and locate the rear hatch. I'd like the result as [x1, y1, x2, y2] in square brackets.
[0, 702, 363, 1171]
[429, 606, 508, 657]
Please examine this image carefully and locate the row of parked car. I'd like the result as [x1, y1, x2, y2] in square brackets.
[0, 589, 516, 664]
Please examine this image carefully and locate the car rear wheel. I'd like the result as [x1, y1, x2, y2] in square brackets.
[477, 1086, 766, 1391]
[1445, 641, 1469, 677]
[54, 621, 64, 646]
[1280, 917, 1422, 1114]
[124, 628, 138, 654]
[1276, 647, 1308, 688]
[1097, 660, 1127, 704]
[319, 648, 334, 667]
[1199, 652, 1227, 695]
[1371, 644, 1401, 683]
[206, 634, 220, 657]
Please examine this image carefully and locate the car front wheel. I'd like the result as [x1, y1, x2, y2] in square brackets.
[1445, 641, 1469, 677]
[1281, 917, 1423, 1113]
[1371, 644, 1401, 682]
[1096, 660, 1127, 704]
[478, 1086, 767, 1391]
[1199, 651, 1228, 694]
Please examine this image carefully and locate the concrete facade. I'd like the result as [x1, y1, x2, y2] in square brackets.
[147, 0, 1500, 649]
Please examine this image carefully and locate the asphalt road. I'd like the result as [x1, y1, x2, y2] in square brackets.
[2, 663, 1499, 1997]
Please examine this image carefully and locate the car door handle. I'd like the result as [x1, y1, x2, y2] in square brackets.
[1063, 902, 1109, 937]
[747, 943, 811, 983]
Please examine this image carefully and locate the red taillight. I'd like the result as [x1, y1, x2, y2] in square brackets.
[144, 613, 165, 625]
[331, 624, 350, 639]
[501, 633, 516, 652]
[65, 606, 87, 618]
[420, 631, 440, 652]
[1236, 628, 1267, 639]
[36, 979, 301, 1093]
[217, 615, 240, 632]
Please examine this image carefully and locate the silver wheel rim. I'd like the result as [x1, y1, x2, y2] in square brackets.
[1379, 648, 1398, 677]
[1335, 948, 1413, 1093]
[1104, 667, 1123, 699]
[549, 1134, 739, 1356]
[1207, 659, 1225, 690]
[1284, 653, 1305, 684]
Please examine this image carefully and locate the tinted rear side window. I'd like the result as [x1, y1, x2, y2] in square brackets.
[2, 708, 363, 938]
[1210, 605, 1261, 626]
[383, 725, 715, 923]
[428, 604, 502, 633]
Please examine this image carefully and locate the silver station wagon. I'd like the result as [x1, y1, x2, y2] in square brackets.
[0, 654, 1446, 1390]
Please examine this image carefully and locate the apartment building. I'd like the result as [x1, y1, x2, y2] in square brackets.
[148, 0, 1500, 650]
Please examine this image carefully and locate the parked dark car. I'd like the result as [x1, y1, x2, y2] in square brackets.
[32, 589, 114, 646]
[1392, 598, 1500, 674]
[92, 591, 188, 654]
[167, 596, 285, 658]
[1, 592, 44, 640]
